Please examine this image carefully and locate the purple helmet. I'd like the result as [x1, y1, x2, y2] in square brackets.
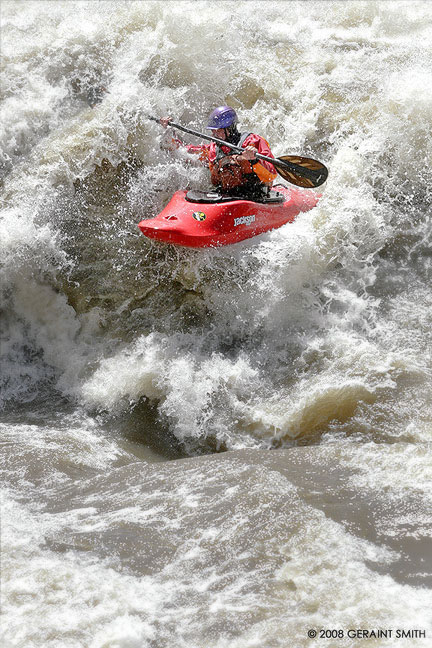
[206, 106, 237, 130]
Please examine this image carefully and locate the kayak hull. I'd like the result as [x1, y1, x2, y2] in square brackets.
[138, 185, 320, 248]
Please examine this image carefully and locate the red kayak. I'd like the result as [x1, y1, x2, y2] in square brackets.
[138, 184, 320, 248]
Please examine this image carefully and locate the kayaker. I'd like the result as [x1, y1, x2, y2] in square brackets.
[159, 106, 277, 198]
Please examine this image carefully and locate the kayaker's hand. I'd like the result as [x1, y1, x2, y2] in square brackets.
[159, 116, 173, 129]
[239, 146, 257, 161]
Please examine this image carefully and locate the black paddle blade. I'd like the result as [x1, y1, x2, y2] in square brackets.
[274, 155, 328, 188]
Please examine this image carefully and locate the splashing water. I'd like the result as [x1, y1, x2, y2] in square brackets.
[1, 2, 432, 646]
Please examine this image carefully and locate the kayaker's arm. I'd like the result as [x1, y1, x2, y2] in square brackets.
[242, 136, 278, 181]
[232, 141, 277, 185]
[159, 115, 211, 163]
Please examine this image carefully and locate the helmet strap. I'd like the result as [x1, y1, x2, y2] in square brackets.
[225, 124, 240, 145]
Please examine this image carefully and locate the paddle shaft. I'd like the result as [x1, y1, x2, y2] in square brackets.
[149, 116, 320, 183]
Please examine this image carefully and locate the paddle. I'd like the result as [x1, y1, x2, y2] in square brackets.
[148, 116, 328, 188]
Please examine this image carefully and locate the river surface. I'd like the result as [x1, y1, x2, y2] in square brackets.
[1, 1, 432, 646]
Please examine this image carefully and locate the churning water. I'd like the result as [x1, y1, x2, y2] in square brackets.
[1, 1, 431, 646]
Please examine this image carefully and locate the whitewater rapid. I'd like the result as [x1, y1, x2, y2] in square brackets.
[1, 1, 432, 646]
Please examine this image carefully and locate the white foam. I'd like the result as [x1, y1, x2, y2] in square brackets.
[2, 3, 432, 642]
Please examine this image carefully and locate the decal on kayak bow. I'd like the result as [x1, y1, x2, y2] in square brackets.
[234, 214, 256, 227]
[192, 211, 207, 221]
